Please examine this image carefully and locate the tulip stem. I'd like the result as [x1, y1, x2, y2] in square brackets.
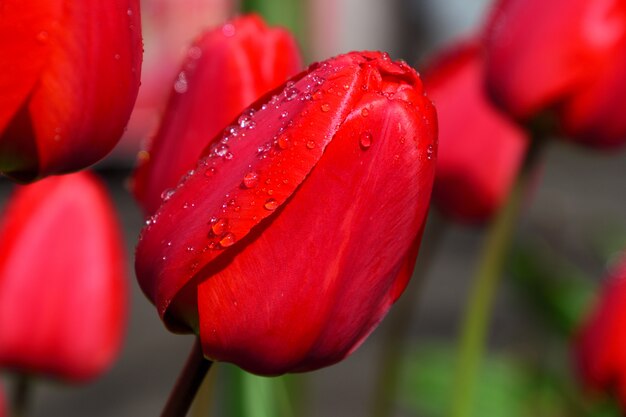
[161, 338, 213, 417]
[449, 136, 544, 417]
[370, 211, 447, 417]
[10, 374, 31, 417]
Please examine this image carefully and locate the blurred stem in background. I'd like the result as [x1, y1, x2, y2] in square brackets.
[10, 374, 31, 417]
[449, 133, 546, 417]
[240, 0, 309, 58]
[370, 211, 448, 417]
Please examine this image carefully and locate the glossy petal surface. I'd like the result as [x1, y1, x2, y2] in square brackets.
[135, 51, 437, 374]
[576, 257, 626, 408]
[425, 42, 527, 223]
[0, 172, 127, 381]
[0, 0, 142, 181]
[132, 15, 301, 215]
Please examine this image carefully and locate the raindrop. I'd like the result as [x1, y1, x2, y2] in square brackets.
[219, 233, 236, 248]
[242, 172, 259, 188]
[360, 108, 369, 117]
[280, 111, 289, 119]
[36, 31, 49, 43]
[264, 199, 278, 210]
[222, 23, 235, 37]
[174, 71, 188, 93]
[320, 103, 330, 112]
[359, 132, 372, 150]
[204, 167, 216, 177]
[211, 218, 228, 236]
[127, 8, 133, 16]
[426, 144, 434, 160]
[277, 135, 291, 149]
[306, 140, 315, 149]
[188, 46, 202, 60]
[214, 143, 229, 157]
[284, 88, 299, 101]
[161, 188, 175, 201]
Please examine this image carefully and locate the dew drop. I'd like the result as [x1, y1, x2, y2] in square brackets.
[312, 91, 323, 100]
[211, 218, 228, 235]
[36, 31, 49, 43]
[214, 143, 229, 157]
[361, 108, 369, 117]
[188, 46, 202, 60]
[204, 167, 216, 177]
[161, 188, 175, 201]
[242, 171, 259, 188]
[222, 23, 235, 37]
[127, 8, 133, 16]
[174, 71, 188, 93]
[264, 198, 279, 210]
[359, 132, 372, 150]
[320, 103, 331, 112]
[426, 144, 434, 160]
[277, 135, 291, 149]
[114, 53, 121, 60]
[219, 233, 236, 248]
[306, 140, 315, 149]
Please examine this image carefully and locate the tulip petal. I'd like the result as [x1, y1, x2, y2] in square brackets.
[425, 42, 527, 223]
[131, 15, 302, 214]
[0, 172, 127, 381]
[196, 82, 436, 375]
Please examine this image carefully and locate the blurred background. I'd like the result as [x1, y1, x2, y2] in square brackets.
[1, 0, 625, 416]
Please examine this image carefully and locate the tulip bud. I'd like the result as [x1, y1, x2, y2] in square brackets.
[424, 42, 527, 223]
[0, 172, 128, 381]
[131, 15, 302, 215]
[135, 51, 437, 375]
[575, 255, 626, 408]
[0, 0, 142, 181]
[484, 0, 626, 147]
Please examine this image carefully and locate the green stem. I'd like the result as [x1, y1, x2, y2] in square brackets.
[370, 211, 447, 417]
[10, 374, 31, 417]
[161, 338, 213, 417]
[449, 136, 544, 417]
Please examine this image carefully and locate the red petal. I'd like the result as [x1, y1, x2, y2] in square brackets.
[425, 42, 527, 223]
[195, 74, 436, 375]
[484, 0, 623, 119]
[0, 0, 142, 181]
[131, 15, 302, 215]
[0, 172, 127, 381]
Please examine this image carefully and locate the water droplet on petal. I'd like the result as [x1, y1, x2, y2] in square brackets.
[174, 71, 188, 93]
[277, 135, 291, 149]
[205, 167, 216, 177]
[242, 171, 259, 188]
[320, 103, 331, 112]
[264, 198, 278, 210]
[359, 132, 372, 149]
[222, 23, 235, 37]
[306, 140, 315, 149]
[211, 218, 228, 235]
[161, 188, 175, 201]
[427, 144, 435, 160]
[219, 233, 236, 248]
[361, 108, 369, 117]
[127, 8, 133, 16]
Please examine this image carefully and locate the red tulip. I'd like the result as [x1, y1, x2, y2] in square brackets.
[424, 42, 527, 223]
[135, 51, 437, 375]
[484, 0, 626, 147]
[0, 0, 142, 181]
[575, 256, 626, 407]
[131, 14, 302, 215]
[0, 172, 127, 381]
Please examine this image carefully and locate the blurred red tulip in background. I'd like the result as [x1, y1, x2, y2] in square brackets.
[484, 0, 626, 147]
[131, 14, 302, 215]
[424, 42, 527, 223]
[136, 51, 437, 375]
[0, 172, 128, 381]
[0, 0, 143, 181]
[575, 255, 626, 408]
[115, 0, 233, 160]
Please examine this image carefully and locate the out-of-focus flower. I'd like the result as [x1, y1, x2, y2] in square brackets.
[575, 255, 626, 407]
[424, 42, 527, 223]
[114, 0, 233, 160]
[131, 14, 302, 215]
[484, 0, 626, 147]
[0, 172, 127, 381]
[135, 51, 437, 375]
[0, 0, 143, 181]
